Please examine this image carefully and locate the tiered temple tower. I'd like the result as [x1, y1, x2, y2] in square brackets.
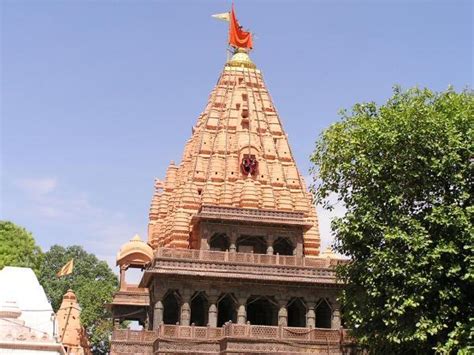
[109, 8, 353, 355]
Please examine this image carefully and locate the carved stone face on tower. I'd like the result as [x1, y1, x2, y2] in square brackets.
[241, 154, 258, 176]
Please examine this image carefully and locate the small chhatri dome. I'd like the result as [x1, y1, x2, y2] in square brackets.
[321, 246, 344, 259]
[226, 48, 256, 69]
[116, 234, 153, 266]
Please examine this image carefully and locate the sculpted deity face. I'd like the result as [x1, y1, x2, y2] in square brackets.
[241, 154, 258, 176]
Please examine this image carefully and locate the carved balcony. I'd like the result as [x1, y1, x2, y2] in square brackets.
[142, 248, 346, 286]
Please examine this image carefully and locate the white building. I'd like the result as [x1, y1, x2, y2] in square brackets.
[0, 267, 65, 355]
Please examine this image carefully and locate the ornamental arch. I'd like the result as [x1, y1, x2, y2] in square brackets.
[217, 293, 237, 327]
[162, 290, 181, 325]
[315, 298, 332, 329]
[247, 296, 278, 326]
[190, 291, 208, 326]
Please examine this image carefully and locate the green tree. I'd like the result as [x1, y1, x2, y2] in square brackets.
[310, 87, 473, 353]
[0, 221, 43, 274]
[38, 245, 118, 354]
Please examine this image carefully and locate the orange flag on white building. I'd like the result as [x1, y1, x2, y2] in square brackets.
[57, 259, 74, 277]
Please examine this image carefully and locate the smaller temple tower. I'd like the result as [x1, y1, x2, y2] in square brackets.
[57, 290, 90, 355]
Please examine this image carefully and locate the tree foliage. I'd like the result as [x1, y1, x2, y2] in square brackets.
[38, 245, 118, 354]
[0, 220, 43, 274]
[310, 87, 473, 353]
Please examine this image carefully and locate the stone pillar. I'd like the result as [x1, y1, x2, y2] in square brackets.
[180, 301, 191, 326]
[331, 302, 341, 329]
[229, 232, 237, 253]
[237, 298, 247, 324]
[278, 303, 288, 327]
[201, 227, 210, 250]
[119, 266, 126, 289]
[208, 303, 217, 327]
[153, 301, 164, 330]
[306, 302, 316, 328]
[266, 235, 274, 255]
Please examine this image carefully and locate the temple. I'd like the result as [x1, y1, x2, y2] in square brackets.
[109, 8, 353, 354]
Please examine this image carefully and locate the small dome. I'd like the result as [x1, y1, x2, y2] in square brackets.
[321, 247, 343, 259]
[63, 289, 77, 301]
[116, 234, 153, 266]
[226, 48, 256, 69]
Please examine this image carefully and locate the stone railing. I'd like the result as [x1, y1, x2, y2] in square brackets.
[194, 205, 312, 227]
[112, 329, 156, 342]
[111, 329, 155, 354]
[200, 205, 305, 220]
[157, 323, 351, 344]
[155, 247, 345, 268]
[159, 324, 223, 339]
[112, 286, 150, 306]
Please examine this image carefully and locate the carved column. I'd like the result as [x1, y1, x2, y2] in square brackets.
[237, 297, 247, 324]
[306, 302, 316, 328]
[229, 231, 237, 253]
[278, 302, 288, 327]
[331, 301, 341, 329]
[201, 226, 210, 250]
[153, 301, 164, 330]
[119, 266, 127, 289]
[180, 301, 191, 326]
[208, 294, 218, 327]
[266, 235, 274, 255]
[180, 290, 192, 326]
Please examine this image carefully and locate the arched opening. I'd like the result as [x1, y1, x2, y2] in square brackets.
[247, 297, 277, 326]
[273, 237, 294, 256]
[287, 298, 306, 327]
[315, 299, 332, 328]
[209, 233, 230, 251]
[236, 235, 266, 254]
[190, 292, 208, 326]
[163, 291, 180, 325]
[217, 294, 237, 327]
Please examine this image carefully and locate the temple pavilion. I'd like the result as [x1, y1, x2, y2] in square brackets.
[109, 6, 354, 354]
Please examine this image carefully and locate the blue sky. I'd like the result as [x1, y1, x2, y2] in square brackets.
[1, 0, 472, 269]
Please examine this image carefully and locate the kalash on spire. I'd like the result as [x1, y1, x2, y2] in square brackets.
[109, 6, 352, 354]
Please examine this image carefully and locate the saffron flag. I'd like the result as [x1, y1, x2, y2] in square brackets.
[229, 5, 253, 49]
[57, 259, 74, 277]
[212, 12, 230, 22]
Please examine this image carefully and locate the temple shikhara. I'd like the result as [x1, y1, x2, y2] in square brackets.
[110, 6, 353, 354]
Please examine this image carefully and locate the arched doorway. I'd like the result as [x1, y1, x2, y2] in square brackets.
[287, 298, 306, 327]
[210, 233, 230, 251]
[163, 291, 180, 325]
[236, 235, 266, 254]
[273, 237, 294, 255]
[247, 296, 277, 325]
[217, 294, 237, 327]
[190, 292, 208, 326]
[315, 299, 332, 328]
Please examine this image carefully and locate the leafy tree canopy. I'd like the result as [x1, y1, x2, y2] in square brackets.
[310, 87, 473, 353]
[0, 220, 43, 274]
[38, 245, 118, 354]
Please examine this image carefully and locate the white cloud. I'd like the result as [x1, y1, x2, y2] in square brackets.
[302, 175, 347, 251]
[316, 193, 347, 251]
[15, 177, 57, 196]
[9, 176, 145, 272]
